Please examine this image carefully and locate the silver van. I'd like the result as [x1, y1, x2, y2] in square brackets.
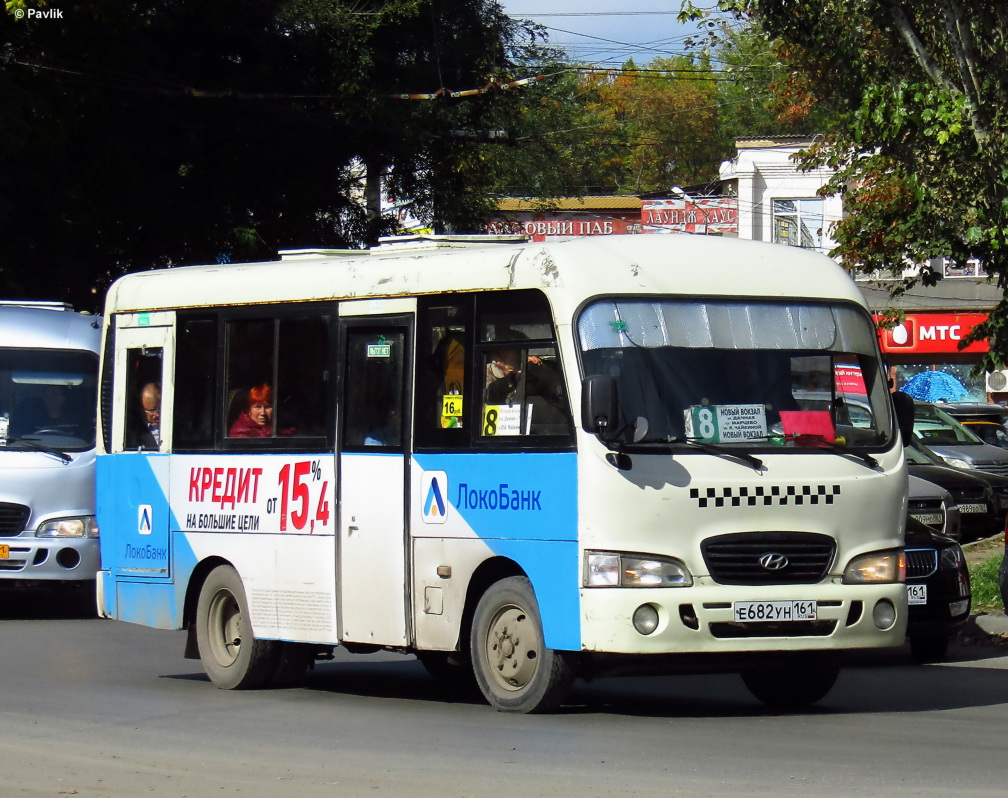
[0, 302, 101, 595]
[912, 399, 1008, 477]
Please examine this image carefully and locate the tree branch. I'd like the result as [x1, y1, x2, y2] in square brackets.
[880, 0, 956, 92]
[941, 0, 990, 145]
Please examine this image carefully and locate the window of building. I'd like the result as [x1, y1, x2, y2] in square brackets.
[773, 198, 825, 250]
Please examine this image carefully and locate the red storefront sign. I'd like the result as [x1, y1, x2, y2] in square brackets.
[641, 198, 739, 235]
[487, 217, 642, 239]
[875, 312, 989, 354]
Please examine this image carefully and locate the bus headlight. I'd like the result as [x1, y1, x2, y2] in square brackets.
[35, 516, 99, 539]
[842, 549, 905, 584]
[585, 551, 693, 587]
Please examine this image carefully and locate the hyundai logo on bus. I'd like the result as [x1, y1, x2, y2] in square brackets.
[759, 552, 789, 571]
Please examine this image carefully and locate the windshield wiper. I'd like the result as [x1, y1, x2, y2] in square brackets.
[789, 436, 878, 468]
[1, 436, 73, 463]
[670, 437, 764, 471]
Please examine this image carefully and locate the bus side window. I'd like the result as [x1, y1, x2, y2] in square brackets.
[173, 318, 216, 449]
[477, 290, 573, 441]
[124, 347, 163, 451]
[415, 297, 472, 450]
[225, 319, 275, 440]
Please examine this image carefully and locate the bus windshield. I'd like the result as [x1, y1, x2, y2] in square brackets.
[0, 348, 98, 452]
[577, 298, 893, 450]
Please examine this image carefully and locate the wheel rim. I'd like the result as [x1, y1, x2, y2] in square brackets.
[206, 588, 243, 667]
[484, 603, 538, 692]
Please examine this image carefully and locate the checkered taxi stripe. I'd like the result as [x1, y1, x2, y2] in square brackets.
[689, 484, 841, 508]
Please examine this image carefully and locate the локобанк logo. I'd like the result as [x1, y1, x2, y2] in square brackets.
[421, 470, 448, 524]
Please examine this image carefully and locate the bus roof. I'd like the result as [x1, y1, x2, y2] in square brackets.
[0, 304, 101, 351]
[103, 235, 866, 322]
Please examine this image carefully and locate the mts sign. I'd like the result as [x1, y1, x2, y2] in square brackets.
[876, 312, 989, 354]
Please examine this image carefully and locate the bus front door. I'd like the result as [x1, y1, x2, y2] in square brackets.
[337, 312, 412, 646]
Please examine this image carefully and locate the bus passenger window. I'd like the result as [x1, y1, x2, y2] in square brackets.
[174, 318, 215, 449]
[414, 296, 472, 451]
[225, 319, 275, 440]
[124, 347, 163, 451]
[343, 330, 405, 450]
[276, 316, 330, 439]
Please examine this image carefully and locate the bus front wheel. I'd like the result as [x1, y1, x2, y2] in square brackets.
[196, 564, 279, 689]
[470, 576, 575, 713]
[740, 656, 840, 709]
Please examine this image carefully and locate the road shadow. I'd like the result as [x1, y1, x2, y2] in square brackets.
[0, 587, 98, 620]
[213, 642, 1008, 719]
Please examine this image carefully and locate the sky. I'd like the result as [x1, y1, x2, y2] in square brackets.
[499, 1, 722, 68]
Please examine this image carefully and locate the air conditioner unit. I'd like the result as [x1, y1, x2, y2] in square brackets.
[986, 369, 1008, 393]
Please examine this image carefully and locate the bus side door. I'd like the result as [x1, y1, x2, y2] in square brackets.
[337, 304, 413, 646]
[101, 315, 174, 585]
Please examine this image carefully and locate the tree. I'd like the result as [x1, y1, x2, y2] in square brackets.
[681, 1, 1008, 369]
[0, 0, 543, 309]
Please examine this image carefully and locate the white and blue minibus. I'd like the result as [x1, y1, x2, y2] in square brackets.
[96, 234, 909, 712]
[0, 301, 102, 599]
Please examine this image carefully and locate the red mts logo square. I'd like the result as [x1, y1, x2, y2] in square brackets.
[885, 320, 915, 348]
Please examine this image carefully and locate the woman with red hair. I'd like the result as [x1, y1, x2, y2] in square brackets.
[229, 383, 273, 438]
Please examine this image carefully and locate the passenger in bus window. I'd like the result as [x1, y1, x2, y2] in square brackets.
[137, 381, 161, 449]
[229, 383, 273, 438]
[485, 348, 523, 404]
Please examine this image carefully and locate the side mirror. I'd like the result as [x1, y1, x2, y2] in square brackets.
[581, 375, 619, 435]
[892, 390, 915, 444]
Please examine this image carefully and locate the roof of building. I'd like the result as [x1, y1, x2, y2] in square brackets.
[734, 135, 818, 149]
[495, 196, 642, 212]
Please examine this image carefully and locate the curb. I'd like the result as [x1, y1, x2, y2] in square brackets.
[956, 613, 1008, 645]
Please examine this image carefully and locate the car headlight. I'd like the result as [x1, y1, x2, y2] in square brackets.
[940, 455, 974, 469]
[585, 551, 693, 587]
[843, 549, 906, 584]
[35, 516, 99, 539]
[940, 546, 965, 569]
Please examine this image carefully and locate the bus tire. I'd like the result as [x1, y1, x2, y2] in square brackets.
[470, 576, 575, 713]
[269, 642, 314, 687]
[416, 650, 478, 692]
[740, 656, 840, 709]
[196, 564, 279, 690]
[909, 631, 950, 663]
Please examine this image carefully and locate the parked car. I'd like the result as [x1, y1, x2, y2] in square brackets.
[904, 516, 972, 662]
[907, 474, 961, 541]
[937, 402, 1008, 449]
[909, 398, 1008, 475]
[905, 443, 1008, 541]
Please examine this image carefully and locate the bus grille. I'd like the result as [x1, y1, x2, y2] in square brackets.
[709, 620, 837, 638]
[0, 503, 30, 537]
[701, 531, 836, 585]
[905, 547, 938, 579]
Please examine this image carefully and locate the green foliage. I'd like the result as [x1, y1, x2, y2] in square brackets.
[682, 1, 1008, 369]
[0, 0, 542, 308]
[969, 552, 1005, 614]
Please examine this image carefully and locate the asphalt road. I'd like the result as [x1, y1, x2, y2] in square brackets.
[2, 602, 1008, 798]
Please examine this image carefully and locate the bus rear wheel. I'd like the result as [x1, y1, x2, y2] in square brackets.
[470, 576, 575, 713]
[196, 565, 278, 689]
